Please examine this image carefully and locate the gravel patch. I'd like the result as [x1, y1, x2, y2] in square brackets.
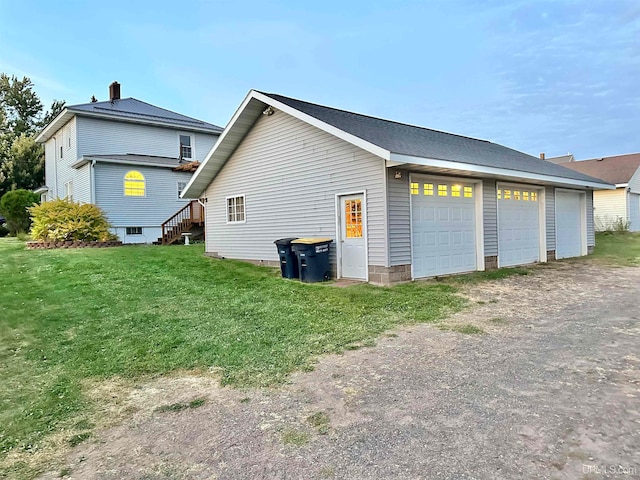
[45, 261, 640, 480]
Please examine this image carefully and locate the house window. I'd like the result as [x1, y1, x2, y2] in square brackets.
[451, 185, 461, 197]
[410, 182, 419, 195]
[60, 146, 63, 158]
[177, 181, 187, 199]
[464, 186, 473, 198]
[226, 195, 245, 223]
[424, 183, 434, 196]
[64, 180, 73, 201]
[179, 134, 193, 160]
[345, 199, 363, 238]
[126, 227, 143, 235]
[438, 184, 448, 196]
[124, 170, 145, 196]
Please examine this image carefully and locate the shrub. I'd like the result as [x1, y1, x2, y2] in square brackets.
[596, 215, 630, 233]
[0, 189, 40, 235]
[0, 224, 9, 237]
[29, 198, 117, 242]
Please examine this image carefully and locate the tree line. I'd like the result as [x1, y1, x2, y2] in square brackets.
[0, 73, 65, 198]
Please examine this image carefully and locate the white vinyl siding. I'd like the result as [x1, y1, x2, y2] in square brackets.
[76, 117, 218, 162]
[44, 117, 79, 199]
[203, 110, 387, 266]
[74, 163, 92, 204]
[386, 169, 411, 266]
[545, 186, 555, 251]
[482, 179, 498, 257]
[628, 193, 640, 232]
[586, 190, 595, 244]
[95, 163, 193, 237]
[593, 189, 627, 231]
[628, 168, 640, 194]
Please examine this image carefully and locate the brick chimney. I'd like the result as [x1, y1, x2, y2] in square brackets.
[109, 81, 121, 102]
[539, 153, 545, 160]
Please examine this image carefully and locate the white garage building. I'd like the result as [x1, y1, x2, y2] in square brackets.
[184, 91, 613, 284]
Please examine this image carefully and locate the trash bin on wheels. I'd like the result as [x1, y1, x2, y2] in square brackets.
[274, 238, 299, 279]
[291, 238, 334, 283]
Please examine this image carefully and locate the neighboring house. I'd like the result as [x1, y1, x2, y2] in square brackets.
[544, 153, 575, 164]
[183, 91, 613, 284]
[35, 82, 223, 244]
[547, 153, 640, 232]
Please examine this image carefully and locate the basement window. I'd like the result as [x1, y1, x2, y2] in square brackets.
[226, 195, 245, 223]
[126, 227, 143, 235]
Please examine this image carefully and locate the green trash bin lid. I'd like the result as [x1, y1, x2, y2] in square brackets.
[291, 237, 333, 245]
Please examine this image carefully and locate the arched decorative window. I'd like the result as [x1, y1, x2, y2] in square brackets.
[124, 170, 145, 196]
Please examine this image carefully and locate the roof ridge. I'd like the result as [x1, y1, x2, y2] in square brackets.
[261, 91, 492, 144]
[68, 97, 222, 130]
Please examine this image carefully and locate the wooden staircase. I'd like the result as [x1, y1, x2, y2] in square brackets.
[158, 200, 205, 245]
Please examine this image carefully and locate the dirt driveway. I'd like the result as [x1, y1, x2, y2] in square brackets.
[47, 262, 640, 480]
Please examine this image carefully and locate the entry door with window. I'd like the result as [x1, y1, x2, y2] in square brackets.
[339, 194, 366, 279]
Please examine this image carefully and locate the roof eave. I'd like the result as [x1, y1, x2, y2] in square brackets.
[182, 90, 391, 199]
[80, 156, 177, 169]
[69, 109, 223, 134]
[35, 108, 75, 143]
[389, 153, 616, 190]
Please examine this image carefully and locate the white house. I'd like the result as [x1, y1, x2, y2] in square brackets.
[35, 82, 223, 244]
[183, 90, 613, 284]
[547, 153, 640, 232]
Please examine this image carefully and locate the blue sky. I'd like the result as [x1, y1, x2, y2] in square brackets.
[0, 0, 638, 160]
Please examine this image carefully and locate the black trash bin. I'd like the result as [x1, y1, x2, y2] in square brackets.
[291, 238, 334, 283]
[274, 238, 299, 279]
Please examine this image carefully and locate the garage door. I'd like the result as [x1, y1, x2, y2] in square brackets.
[556, 190, 584, 259]
[411, 178, 477, 277]
[629, 193, 640, 232]
[497, 186, 540, 267]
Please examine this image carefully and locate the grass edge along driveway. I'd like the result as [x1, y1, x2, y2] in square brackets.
[1, 239, 464, 479]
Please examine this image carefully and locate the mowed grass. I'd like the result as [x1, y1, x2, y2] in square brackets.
[592, 231, 640, 266]
[0, 238, 464, 478]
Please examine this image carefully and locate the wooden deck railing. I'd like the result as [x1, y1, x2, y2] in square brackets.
[160, 200, 204, 245]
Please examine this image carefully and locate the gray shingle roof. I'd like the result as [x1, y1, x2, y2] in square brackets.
[262, 93, 605, 184]
[81, 154, 182, 167]
[560, 153, 640, 185]
[69, 98, 223, 133]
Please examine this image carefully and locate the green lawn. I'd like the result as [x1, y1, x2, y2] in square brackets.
[592, 231, 640, 266]
[0, 239, 464, 478]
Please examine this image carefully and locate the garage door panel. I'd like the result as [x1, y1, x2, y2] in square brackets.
[498, 187, 541, 267]
[411, 178, 477, 278]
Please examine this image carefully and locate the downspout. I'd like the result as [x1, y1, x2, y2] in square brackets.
[90, 160, 96, 203]
[53, 136, 59, 198]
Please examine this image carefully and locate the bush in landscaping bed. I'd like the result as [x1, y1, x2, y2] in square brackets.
[29, 198, 118, 242]
[0, 189, 40, 235]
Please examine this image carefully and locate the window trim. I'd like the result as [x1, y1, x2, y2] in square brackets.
[177, 181, 187, 199]
[178, 132, 195, 161]
[225, 194, 246, 224]
[64, 180, 73, 201]
[123, 170, 146, 197]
